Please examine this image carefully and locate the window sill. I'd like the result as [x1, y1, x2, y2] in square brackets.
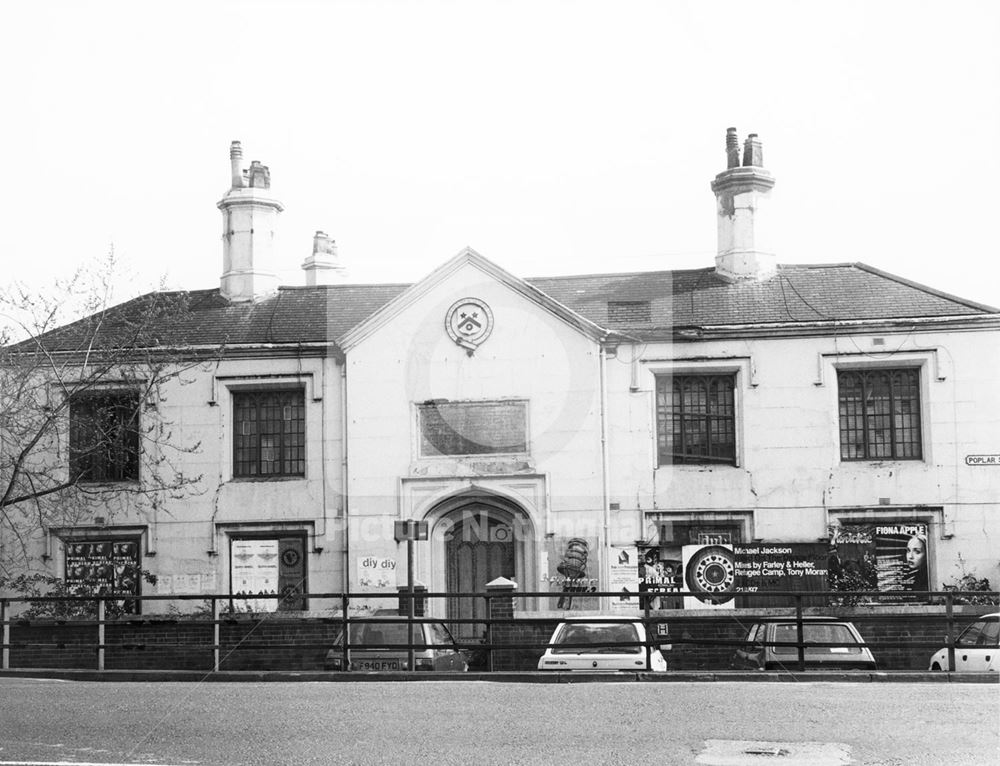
[655, 463, 739, 470]
[230, 475, 307, 483]
[76, 480, 141, 487]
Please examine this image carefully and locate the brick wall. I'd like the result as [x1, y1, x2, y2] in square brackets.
[3, 607, 992, 672]
[488, 607, 995, 671]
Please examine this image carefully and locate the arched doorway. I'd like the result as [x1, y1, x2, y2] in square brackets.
[429, 495, 533, 641]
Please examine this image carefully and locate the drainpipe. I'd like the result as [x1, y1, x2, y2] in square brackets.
[340, 361, 351, 603]
[316, 356, 329, 548]
[599, 337, 611, 612]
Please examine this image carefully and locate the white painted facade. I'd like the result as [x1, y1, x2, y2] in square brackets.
[10, 134, 999, 616]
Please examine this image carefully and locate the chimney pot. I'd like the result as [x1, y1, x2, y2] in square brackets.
[742, 133, 764, 168]
[726, 127, 740, 169]
[229, 140, 244, 189]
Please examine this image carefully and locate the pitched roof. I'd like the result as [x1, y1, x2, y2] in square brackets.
[529, 263, 998, 332]
[16, 262, 998, 354]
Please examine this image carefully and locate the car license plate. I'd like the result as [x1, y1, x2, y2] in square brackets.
[356, 660, 401, 671]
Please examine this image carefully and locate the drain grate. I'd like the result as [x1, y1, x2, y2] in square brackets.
[743, 746, 790, 757]
[697, 740, 852, 766]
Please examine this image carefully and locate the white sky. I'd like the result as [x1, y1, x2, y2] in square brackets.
[2, 0, 999, 309]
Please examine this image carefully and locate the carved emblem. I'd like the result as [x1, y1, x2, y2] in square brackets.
[445, 298, 494, 355]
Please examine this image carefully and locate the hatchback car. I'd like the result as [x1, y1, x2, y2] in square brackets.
[537, 617, 669, 672]
[324, 613, 468, 672]
[929, 612, 999, 672]
[731, 618, 877, 671]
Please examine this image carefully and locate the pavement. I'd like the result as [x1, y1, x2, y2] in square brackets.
[0, 668, 996, 682]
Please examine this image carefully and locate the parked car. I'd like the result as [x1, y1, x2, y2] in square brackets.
[929, 612, 999, 672]
[731, 617, 877, 671]
[324, 612, 468, 672]
[537, 617, 669, 671]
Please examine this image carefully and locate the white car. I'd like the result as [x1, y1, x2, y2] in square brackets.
[929, 612, 999, 672]
[537, 617, 669, 672]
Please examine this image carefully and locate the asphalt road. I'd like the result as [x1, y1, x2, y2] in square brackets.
[0, 678, 996, 765]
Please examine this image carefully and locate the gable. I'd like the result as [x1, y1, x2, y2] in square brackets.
[336, 248, 609, 353]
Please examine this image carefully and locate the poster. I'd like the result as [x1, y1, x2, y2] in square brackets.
[732, 543, 828, 608]
[830, 523, 930, 601]
[542, 536, 599, 610]
[639, 548, 683, 610]
[357, 555, 396, 590]
[231, 539, 280, 612]
[64, 538, 142, 613]
[681, 544, 736, 609]
[608, 546, 640, 613]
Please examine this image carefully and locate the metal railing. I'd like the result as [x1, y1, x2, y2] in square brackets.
[1, 589, 996, 673]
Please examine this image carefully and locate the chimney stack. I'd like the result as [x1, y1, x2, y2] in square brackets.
[302, 231, 348, 286]
[217, 140, 284, 302]
[710, 128, 776, 282]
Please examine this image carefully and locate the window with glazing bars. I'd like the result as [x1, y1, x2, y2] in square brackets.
[656, 374, 736, 465]
[233, 390, 305, 477]
[69, 391, 140, 482]
[837, 368, 922, 460]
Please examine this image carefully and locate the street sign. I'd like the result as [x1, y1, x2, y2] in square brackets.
[394, 519, 429, 542]
[965, 455, 1000, 466]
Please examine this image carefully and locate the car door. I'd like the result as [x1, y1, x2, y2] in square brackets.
[428, 622, 466, 671]
[959, 617, 999, 671]
[956, 620, 985, 671]
[733, 624, 763, 669]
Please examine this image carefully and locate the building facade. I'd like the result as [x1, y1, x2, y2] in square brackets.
[4, 132, 998, 623]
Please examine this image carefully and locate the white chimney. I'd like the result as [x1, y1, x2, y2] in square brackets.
[302, 231, 347, 286]
[710, 128, 776, 282]
[217, 140, 284, 302]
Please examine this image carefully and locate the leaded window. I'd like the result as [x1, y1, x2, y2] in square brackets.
[69, 391, 140, 482]
[837, 369, 922, 460]
[233, 390, 305, 477]
[656, 374, 736, 466]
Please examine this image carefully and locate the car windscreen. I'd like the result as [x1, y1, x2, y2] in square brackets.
[770, 623, 862, 654]
[346, 622, 428, 649]
[958, 617, 1000, 647]
[551, 623, 642, 654]
[426, 622, 456, 647]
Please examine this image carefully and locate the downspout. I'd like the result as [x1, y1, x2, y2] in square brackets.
[340, 360, 350, 602]
[599, 336, 611, 612]
[317, 356, 329, 547]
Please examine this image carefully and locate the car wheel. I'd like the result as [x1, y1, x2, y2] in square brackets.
[930, 662, 942, 671]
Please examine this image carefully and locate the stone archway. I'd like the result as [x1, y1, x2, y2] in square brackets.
[425, 492, 534, 640]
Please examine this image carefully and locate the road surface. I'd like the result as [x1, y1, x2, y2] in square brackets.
[0, 677, 996, 765]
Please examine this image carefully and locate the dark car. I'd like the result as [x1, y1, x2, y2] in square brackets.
[731, 617, 877, 671]
[324, 613, 468, 672]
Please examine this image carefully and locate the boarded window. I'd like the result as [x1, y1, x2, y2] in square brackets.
[230, 536, 306, 612]
[418, 400, 527, 457]
[64, 537, 143, 614]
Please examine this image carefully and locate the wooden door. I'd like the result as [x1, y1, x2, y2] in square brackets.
[445, 514, 515, 640]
